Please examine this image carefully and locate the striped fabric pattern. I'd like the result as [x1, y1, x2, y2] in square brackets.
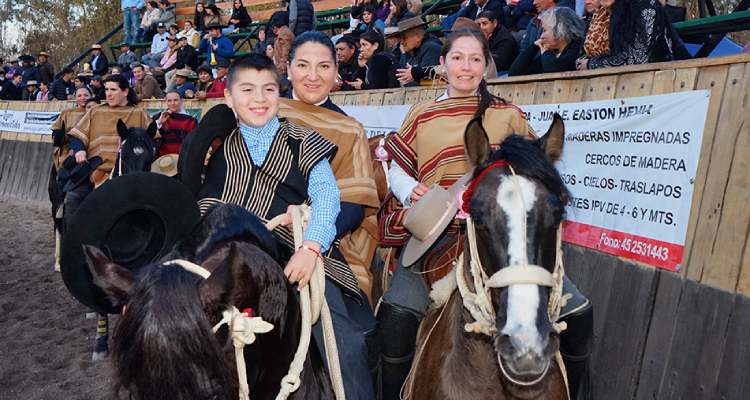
[380, 96, 535, 246]
[197, 120, 361, 298]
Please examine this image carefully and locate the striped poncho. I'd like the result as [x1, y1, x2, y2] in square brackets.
[380, 95, 535, 246]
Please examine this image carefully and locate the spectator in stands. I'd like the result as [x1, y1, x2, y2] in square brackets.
[153, 91, 198, 157]
[168, 23, 179, 38]
[173, 69, 197, 98]
[49, 67, 76, 101]
[349, 29, 395, 89]
[154, 35, 179, 81]
[273, 26, 295, 76]
[509, 7, 584, 75]
[583, 0, 601, 21]
[18, 55, 41, 85]
[203, 4, 223, 27]
[266, 11, 290, 41]
[118, 44, 138, 74]
[23, 80, 40, 101]
[89, 44, 110, 77]
[576, 0, 681, 69]
[511, 0, 536, 32]
[376, 0, 391, 20]
[143, 23, 170, 67]
[384, 0, 415, 27]
[461, 0, 507, 24]
[74, 75, 88, 90]
[336, 35, 361, 91]
[132, 63, 164, 99]
[0, 73, 23, 100]
[199, 58, 230, 99]
[89, 75, 106, 101]
[179, 20, 201, 48]
[252, 26, 270, 54]
[65, 74, 151, 226]
[582, 0, 609, 58]
[175, 34, 199, 70]
[520, 0, 559, 51]
[224, 0, 252, 35]
[357, 5, 386, 33]
[199, 23, 235, 65]
[37, 52, 54, 85]
[393, 17, 442, 87]
[288, 0, 315, 35]
[406, 0, 422, 14]
[153, 0, 176, 30]
[36, 81, 50, 101]
[140, 1, 161, 42]
[286, 31, 346, 113]
[194, 2, 207, 33]
[122, 0, 143, 45]
[476, 10, 518, 71]
[194, 64, 213, 93]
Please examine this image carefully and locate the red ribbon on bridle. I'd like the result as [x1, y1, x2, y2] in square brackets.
[460, 160, 509, 215]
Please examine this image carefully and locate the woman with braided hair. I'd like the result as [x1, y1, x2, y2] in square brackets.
[378, 28, 594, 400]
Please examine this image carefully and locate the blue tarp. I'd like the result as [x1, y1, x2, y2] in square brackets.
[685, 37, 744, 57]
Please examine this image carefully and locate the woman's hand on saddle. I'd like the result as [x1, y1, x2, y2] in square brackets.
[75, 150, 88, 164]
[409, 183, 429, 204]
[285, 240, 321, 289]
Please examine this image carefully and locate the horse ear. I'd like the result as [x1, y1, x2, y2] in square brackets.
[147, 120, 158, 139]
[83, 244, 134, 306]
[464, 117, 491, 166]
[198, 244, 242, 308]
[116, 119, 129, 141]
[537, 113, 565, 163]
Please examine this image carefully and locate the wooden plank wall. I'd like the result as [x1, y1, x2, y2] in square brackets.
[564, 245, 750, 400]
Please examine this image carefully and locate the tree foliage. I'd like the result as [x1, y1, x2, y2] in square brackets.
[0, 0, 122, 69]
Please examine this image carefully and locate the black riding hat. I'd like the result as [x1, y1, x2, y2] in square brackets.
[178, 103, 237, 196]
[60, 172, 201, 314]
[56, 155, 104, 192]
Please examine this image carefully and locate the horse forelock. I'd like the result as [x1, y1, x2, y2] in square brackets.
[113, 265, 235, 400]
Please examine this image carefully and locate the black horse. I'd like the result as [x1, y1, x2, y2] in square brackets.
[51, 118, 158, 360]
[84, 204, 334, 400]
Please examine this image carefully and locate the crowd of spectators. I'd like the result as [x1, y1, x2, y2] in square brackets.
[0, 0, 721, 102]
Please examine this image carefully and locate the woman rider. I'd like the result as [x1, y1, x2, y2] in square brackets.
[378, 28, 593, 400]
[49, 86, 93, 270]
[66, 74, 151, 227]
[282, 32, 382, 396]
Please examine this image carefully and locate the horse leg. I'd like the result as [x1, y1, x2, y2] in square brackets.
[54, 228, 62, 271]
[92, 313, 109, 361]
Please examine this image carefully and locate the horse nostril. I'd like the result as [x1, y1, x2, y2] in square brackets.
[497, 333, 515, 356]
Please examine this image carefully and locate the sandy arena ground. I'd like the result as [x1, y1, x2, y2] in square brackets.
[0, 198, 113, 400]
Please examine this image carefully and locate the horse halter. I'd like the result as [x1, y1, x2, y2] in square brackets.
[455, 160, 567, 387]
[162, 259, 275, 400]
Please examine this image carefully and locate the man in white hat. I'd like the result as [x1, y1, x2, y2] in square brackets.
[89, 44, 110, 76]
[22, 80, 40, 101]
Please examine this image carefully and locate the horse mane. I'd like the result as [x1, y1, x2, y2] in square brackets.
[484, 135, 570, 205]
[112, 266, 235, 400]
[172, 203, 282, 262]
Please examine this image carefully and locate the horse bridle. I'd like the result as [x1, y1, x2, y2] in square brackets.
[455, 160, 567, 387]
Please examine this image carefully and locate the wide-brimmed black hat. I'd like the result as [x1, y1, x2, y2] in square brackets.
[60, 172, 201, 314]
[56, 156, 103, 192]
[179, 104, 237, 196]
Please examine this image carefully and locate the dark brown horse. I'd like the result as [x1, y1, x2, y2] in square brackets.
[84, 203, 334, 400]
[405, 116, 569, 400]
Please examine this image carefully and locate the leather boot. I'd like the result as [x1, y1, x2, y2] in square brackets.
[377, 302, 421, 400]
[559, 301, 594, 400]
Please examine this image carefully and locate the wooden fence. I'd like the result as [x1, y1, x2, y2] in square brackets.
[1, 54, 748, 399]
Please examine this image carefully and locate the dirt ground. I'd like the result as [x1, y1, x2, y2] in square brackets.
[0, 198, 113, 400]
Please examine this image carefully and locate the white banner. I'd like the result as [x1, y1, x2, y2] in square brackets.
[0, 109, 60, 134]
[343, 90, 710, 270]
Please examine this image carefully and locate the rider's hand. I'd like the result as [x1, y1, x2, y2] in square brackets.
[75, 150, 88, 164]
[284, 240, 320, 289]
[409, 183, 429, 204]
